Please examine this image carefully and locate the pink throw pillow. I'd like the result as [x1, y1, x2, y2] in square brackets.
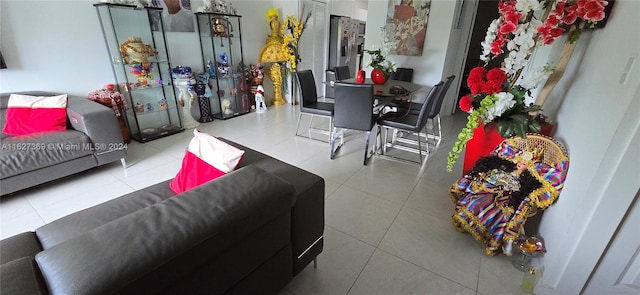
[2, 94, 68, 135]
[170, 129, 245, 194]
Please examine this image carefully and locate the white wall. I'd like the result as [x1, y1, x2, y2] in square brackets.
[364, 0, 457, 88]
[532, 0, 640, 293]
[0, 0, 272, 97]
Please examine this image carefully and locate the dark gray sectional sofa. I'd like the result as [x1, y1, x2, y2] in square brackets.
[0, 139, 325, 295]
[0, 91, 126, 196]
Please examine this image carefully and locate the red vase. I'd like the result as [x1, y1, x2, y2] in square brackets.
[356, 70, 366, 83]
[371, 69, 387, 85]
[462, 122, 557, 175]
[463, 123, 504, 175]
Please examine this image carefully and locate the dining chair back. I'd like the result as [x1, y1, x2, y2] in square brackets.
[391, 67, 414, 82]
[295, 70, 335, 141]
[333, 66, 351, 80]
[424, 75, 456, 143]
[331, 81, 376, 165]
[377, 81, 444, 165]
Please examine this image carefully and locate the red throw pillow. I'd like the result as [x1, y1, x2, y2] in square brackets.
[2, 94, 68, 135]
[170, 129, 245, 194]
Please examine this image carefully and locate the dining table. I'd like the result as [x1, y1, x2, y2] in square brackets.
[341, 78, 425, 97]
[340, 78, 432, 113]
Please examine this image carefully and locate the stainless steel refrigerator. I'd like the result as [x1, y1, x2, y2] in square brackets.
[326, 15, 365, 97]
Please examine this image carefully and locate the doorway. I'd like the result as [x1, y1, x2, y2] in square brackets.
[442, 0, 499, 115]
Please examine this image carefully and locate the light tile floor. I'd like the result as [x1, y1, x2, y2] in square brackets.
[1, 104, 528, 294]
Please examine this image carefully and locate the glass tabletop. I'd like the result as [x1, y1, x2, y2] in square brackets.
[341, 78, 424, 97]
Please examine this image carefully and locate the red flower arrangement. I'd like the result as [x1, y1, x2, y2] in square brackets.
[467, 67, 509, 96]
[538, 0, 609, 44]
[459, 95, 474, 113]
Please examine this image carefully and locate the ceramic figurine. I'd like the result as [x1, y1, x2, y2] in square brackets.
[134, 102, 145, 113]
[255, 85, 267, 113]
[171, 65, 200, 129]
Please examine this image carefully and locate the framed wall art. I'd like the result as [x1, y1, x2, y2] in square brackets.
[385, 0, 431, 56]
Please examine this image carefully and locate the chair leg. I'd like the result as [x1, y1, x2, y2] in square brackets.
[436, 114, 442, 143]
[307, 115, 315, 140]
[330, 127, 337, 159]
[295, 113, 303, 137]
[363, 131, 371, 165]
[417, 131, 424, 164]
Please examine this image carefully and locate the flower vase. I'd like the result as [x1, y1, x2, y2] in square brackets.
[463, 123, 504, 175]
[371, 69, 387, 85]
[291, 74, 300, 105]
[356, 70, 366, 83]
[462, 122, 556, 175]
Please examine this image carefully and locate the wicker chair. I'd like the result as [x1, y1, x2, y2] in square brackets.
[449, 134, 570, 255]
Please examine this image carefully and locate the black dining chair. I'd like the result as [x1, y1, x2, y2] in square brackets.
[376, 81, 444, 165]
[296, 70, 334, 142]
[424, 75, 455, 145]
[401, 75, 455, 116]
[331, 82, 377, 165]
[390, 67, 414, 82]
[333, 66, 351, 80]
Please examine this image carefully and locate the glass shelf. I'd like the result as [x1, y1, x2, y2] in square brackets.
[195, 12, 250, 120]
[95, 2, 183, 142]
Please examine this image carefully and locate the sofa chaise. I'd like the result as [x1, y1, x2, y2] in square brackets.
[0, 139, 325, 294]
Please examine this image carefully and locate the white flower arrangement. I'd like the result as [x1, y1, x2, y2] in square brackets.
[518, 64, 555, 90]
[483, 92, 517, 122]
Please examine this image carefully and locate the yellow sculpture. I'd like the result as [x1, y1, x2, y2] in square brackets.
[259, 8, 287, 106]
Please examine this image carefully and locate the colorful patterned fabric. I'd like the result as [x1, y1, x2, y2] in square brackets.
[450, 138, 569, 255]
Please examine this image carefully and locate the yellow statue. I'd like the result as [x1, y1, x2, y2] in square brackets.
[259, 8, 287, 106]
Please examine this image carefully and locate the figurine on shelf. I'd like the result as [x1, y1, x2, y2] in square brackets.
[217, 53, 230, 77]
[249, 63, 264, 85]
[207, 60, 216, 78]
[194, 78, 214, 123]
[222, 98, 234, 115]
[158, 99, 168, 110]
[194, 72, 213, 99]
[171, 65, 200, 129]
[120, 37, 156, 64]
[254, 85, 267, 113]
[134, 102, 145, 113]
[87, 84, 127, 116]
[197, 0, 234, 14]
[130, 63, 154, 86]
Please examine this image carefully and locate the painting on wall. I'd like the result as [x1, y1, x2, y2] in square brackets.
[151, 0, 195, 32]
[385, 0, 431, 56]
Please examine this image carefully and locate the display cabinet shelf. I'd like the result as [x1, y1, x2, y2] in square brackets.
[195, 12, 250, 120]
[95, 2, 183, 142]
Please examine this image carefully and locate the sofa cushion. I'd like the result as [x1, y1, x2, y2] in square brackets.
[0, 257, 48, 295]
[2, 94, 68, 135]
[36, 180, 176, 249]
[0, 232, 43, 264]
[170, 129, 244, 194]
[0, 130, 94, 179]
[35, 166, 295, 295]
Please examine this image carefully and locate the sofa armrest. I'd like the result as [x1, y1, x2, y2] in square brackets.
[35, 166, 295, 295]
[66, 96, 126, 164]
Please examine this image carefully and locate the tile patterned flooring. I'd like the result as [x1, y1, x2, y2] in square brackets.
[1, 104, 528, 294]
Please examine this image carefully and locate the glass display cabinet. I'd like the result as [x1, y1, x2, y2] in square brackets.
[195, 12, 250, 120]
[95, 3, 183, 142]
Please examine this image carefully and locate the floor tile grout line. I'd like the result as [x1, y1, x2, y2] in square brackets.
[345, 173, 421, 295]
